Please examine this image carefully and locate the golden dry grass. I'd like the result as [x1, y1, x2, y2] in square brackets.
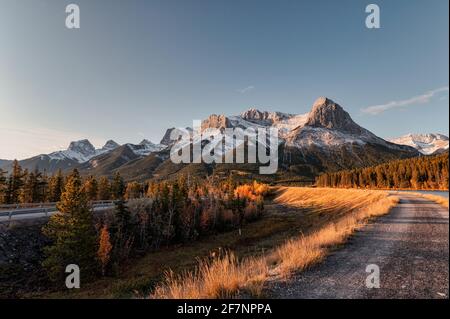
[151, 252, 268, 299]
[150, 187, 399, 299]
[410, 193, 449, 208]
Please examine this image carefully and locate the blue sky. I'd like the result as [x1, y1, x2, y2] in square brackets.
[0, 0, 448, 159]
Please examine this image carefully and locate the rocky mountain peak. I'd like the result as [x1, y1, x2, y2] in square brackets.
[67, 139, 96, 157]
[305, 97, 364, 135]
[139, 139, 154, 146]
[160, 127, 192, 146]
[102, 140, 120, 151]
[160, 128, 176, 145]
[201, 114, 231, 131]
[405, 133, 448, 142]
[241, 108, 264, 119]
[240, 108, 292, 126]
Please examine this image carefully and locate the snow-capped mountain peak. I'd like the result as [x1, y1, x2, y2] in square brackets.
[126, 139, 167, 156]
[67, 139, 96, 157]
[389, 133, 449, 155]
[102, 140, 120, 151]
[48, 139, 119, 163]
[240, 108, 294, 125]
[139, 139, 152, 145]
[285, 97, 410, 150]
[48, 139, 98, 163]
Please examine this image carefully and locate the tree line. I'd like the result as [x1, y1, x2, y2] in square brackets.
[36, 168, 270, 285]
[0, 160, 146, 205]
[316, 153, 449, 190]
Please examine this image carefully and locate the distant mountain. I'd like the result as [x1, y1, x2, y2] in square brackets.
[48, 139, 99, 163]
[0, 159, 12, 170]
[77, 144, 141, 176]
[102, 140, 120, 152]
[126, 139, 167, 156]
[389, 133, 449, 155]
[160, 127, 193, 146]
[2, 97, 421, 181]
[0, 138, 166, 174]
[0, 139, 117, 173]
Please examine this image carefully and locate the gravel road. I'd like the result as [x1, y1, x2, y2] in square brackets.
[268, 194, 449, 299]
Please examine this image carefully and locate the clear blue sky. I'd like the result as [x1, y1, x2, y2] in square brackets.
[1, 0, 448, 159]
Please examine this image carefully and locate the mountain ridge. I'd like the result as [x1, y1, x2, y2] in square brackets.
[1, 97, 421, 181]
[388, 133, 449, 155]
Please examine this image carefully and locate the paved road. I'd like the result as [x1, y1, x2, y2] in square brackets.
[268, 194, 449, 299]
[0, 204, 114, 223]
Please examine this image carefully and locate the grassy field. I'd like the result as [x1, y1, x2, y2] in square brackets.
[32, 187, 398, 299]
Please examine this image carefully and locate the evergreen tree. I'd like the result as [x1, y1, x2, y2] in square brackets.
[0, 169, 6, 204]
[48, 169, 64, 202]
[111, 172, 125, 200]
[20, 169, 36, 203]
[38, 171, 49, 203]
[83, 175, 99, 201]
[42, 169, 98, 283]
[110, 199, 134, 266]
[316, 153, 448, 190]
[19, 168, 47, 203]
[97, 176, 111, 200]
[5, 160, 24, 204]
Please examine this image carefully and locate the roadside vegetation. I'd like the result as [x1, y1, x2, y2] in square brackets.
[150, 187, 399, 299]
[408, 193, 449, 208]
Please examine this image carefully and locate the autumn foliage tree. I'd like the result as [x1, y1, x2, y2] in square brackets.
[125, 181, 142, 200]
[98, 224, 113, 276]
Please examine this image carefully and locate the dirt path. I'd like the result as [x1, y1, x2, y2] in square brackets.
[267, 194, 449, 299]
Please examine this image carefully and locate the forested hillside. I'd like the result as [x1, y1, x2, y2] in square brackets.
[316, 153, 448, 190]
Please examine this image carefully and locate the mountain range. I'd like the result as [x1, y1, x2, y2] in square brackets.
[388, 133, 449, 155]
[1, 97, 446, 182]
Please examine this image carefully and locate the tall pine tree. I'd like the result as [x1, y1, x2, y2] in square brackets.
[42, 169, 98, 283]
[48, 169, 64, 202]
[5, 160, 24, 204]
[111, 172, 125, 200]
[0, 169, 6, 204]
[97, 176, 111, 200]
[83, 175, 99, 201]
